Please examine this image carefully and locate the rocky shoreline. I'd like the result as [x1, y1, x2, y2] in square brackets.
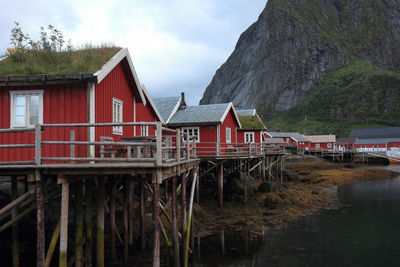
[195, 161, 400, 235]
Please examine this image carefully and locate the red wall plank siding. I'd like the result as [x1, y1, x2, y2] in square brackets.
[0, 84, 88, 162]
[136, 103, 156, 136]
[95, 63, 135, 141]
[310, 142, 335, 151]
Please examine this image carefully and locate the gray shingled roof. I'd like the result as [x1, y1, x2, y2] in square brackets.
[152, 97, 181, 123]
[349, 127, 400, 139]
[236, 109, 256, 116]
[168, 103, 231, 125]
[264, 138, 285, 144]
[267, 132, 310, 142]
[354, 138, 400, 145]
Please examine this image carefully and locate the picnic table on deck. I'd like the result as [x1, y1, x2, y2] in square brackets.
[120, 136, 156, 158]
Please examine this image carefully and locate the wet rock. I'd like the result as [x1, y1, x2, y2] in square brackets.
[258, 181, 279, 193]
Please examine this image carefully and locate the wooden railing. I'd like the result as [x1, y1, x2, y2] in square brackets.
[0, 122, 197, 167]
[195, 142, 285, 157]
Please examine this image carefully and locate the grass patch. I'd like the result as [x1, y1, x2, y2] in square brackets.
[0, 46, 121, 75]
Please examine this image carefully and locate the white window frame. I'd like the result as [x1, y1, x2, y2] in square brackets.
[316, 143, 320, 148]
[141, 125, 149, 136]
[181, 127, 200, 143]
[327, 143, 332, 148]
[112, 98, 123, 135]
[226, 127, 231, 144]
[244, 132, 255, 143]
[10, 90, 44, 128]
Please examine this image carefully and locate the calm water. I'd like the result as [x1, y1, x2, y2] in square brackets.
[193, 166, 400, 267]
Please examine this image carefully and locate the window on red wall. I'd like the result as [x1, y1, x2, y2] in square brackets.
[112, 98, 123, 134]
[10, 90, 43, 128]
[245, 132, 254, 143]
[226, 127, 231, 143]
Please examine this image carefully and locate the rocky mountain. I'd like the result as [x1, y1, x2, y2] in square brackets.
[200, 0, 400, 135]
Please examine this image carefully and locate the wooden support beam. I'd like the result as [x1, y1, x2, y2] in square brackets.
[45, 219, 61, 267]
[152, 179, 160, 267]
[181, 173, 187, 234]
[96, 177, 105, 267]
[36, 171, 45, 267]
[184, 171, 197, 267]
[195, 168, 199, 204]
[85, 179, 93, 267]
[12, 176, 19, 267]
[74, 181, 83, 267]
[172, 175, 180, 267]
[140, 179, 146, 251]
[110, 180, 117, 261]
[123, 180, 129, 265]
[128, 181, 134, 248]
[243, 161, 248, 203]
[218, 163, 223, 208]
[59, 178, 69, 267]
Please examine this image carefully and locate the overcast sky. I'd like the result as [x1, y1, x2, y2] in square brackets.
[0, 0, 267, 105]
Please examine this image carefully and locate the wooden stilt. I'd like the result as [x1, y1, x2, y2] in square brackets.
[110, 180, 117, 261]
[75, 181, 83, 267]
[140, 179, 146, 251]
[128, 181, 134, 248]
[165, 180, 168, 201]
[262, 156, 266, 181]
[152, 178, 160, 267]
[181, 173, 187, 233]
[244, 161, 248, 203]
[218, 163, 223, 208]
[36, 172, 45, 267]
[45, 219, 60, 267]
[172, 175, 180, 267]
[11, 176, 19, 267]
[96, 177, 105, 267]
[220, 228, 225, 256]
[195, 168, 200, 204]
[59, 178, 69, 267]
[85, 179, 93, 267]
[123, 180, 129, 265]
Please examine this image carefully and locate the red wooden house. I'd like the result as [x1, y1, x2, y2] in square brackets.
[306, 135, 336, 151]
[0, 47, 162, 162]
[264, 132, 310, 149]
[153, 94, 241, 157]
[235, 109, 266, 154]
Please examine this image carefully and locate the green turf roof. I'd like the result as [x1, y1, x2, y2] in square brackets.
[0, 47, 121, 75]
[238, 115, 265, 129]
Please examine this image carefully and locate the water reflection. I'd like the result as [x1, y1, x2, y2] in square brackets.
[193, 170, 400, 267]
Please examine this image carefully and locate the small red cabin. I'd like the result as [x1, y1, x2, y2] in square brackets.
[306, 135, 336, 152]
[265, 132, 310, 149]
[153, 95, 241, 157]
[0, 48, 161, 162]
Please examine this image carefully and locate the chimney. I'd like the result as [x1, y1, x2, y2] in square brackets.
[180, 92, 186, 110]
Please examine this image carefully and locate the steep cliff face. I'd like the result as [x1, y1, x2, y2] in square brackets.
[200, 0, 400, 114]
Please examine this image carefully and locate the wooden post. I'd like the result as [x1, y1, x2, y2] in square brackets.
[75, 181, 83, 267]
[70, 129, 75, 162]
[156, 121, 162, 166]
[45, 220, 60, 267]
[128, 181, 134, 248]
[195, 168, 200, 203]
[176, 129, 181, 162]
[261, 156, 266, 181]
[12, 176, 19, 267]
[186, 134, 190, 160]
[181, 173, 187, 234]
[110, 180, 117, 261]
[218, 163, 223, 208]
[36, 171, 45, 267]
[172, 175, 180, 267]
[140, 179, 145, 250]
[35, 124, 42, 166]
[152, 178, 160, 267]
[280, 156, 283, 184]
[220, 228, 225, 256]
[165, 180, 168, 201]
[243, 161, 248, 203]
[96, 177, 105, 267]
[123, 180, 129, 265]
[85, 179, 93, 267]
[59, 178, 69, 267]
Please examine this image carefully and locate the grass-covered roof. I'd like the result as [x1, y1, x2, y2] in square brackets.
[238, 115, 266, 129]
[0, 46, 121, 75]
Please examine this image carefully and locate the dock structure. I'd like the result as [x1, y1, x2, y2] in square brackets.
[0, 122, 199, 267]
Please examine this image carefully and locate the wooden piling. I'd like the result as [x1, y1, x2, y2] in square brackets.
[11, 176, 19, 267]
[36, 172, 45, 267]
[172, 175, 180, 267]
[128, 181, 134, 247]
[140, 179, 146, 250]
[165, 180, 168, 201]
[218, 163, 223, 208]
[59, 178, 69, 267]
[152, 179, 160, 267]
[181, 173, 187, 233]
[123, 180, 129, 265]
[96, 176, 105, 267]
[243, 161, 247, 203]
[75, 181, 84, 267]
[110, 180, 117, 261]
[85, 179, 93, 267]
